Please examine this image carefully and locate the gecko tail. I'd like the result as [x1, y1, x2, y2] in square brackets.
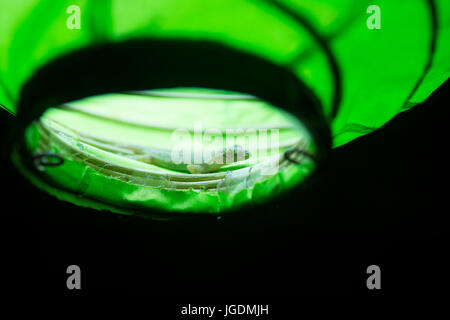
[187, 164, 204, 174]
[128, 155, 154, 165]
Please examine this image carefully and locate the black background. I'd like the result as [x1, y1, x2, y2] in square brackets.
[2, 81, 448, 307]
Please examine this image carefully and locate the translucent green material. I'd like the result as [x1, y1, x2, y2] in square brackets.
[1, 0, 449, 143]
[18, 90, 315, 215]
[1, 0, 449, 216]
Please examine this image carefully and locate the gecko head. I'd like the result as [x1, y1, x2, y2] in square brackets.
[208, 145, 250, 165]
[228, 144, 250, 163]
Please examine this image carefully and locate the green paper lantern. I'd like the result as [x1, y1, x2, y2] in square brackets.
[1, 0, 449, 218]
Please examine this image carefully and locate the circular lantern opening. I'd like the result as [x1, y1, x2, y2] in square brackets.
[11, 40, 330, 219]
[15, 88, 319, 217]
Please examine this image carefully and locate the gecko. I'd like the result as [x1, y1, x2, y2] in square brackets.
[132, 144, 251, 174]
[38, 120, 251, 174]
[73, 133, 250, 174]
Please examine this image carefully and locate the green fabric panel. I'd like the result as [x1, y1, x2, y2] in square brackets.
[409, 0, 450, 104]
[329, 0, 433, 146]
[0, 0, 38, 114]
[2, 0, 92, 113]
